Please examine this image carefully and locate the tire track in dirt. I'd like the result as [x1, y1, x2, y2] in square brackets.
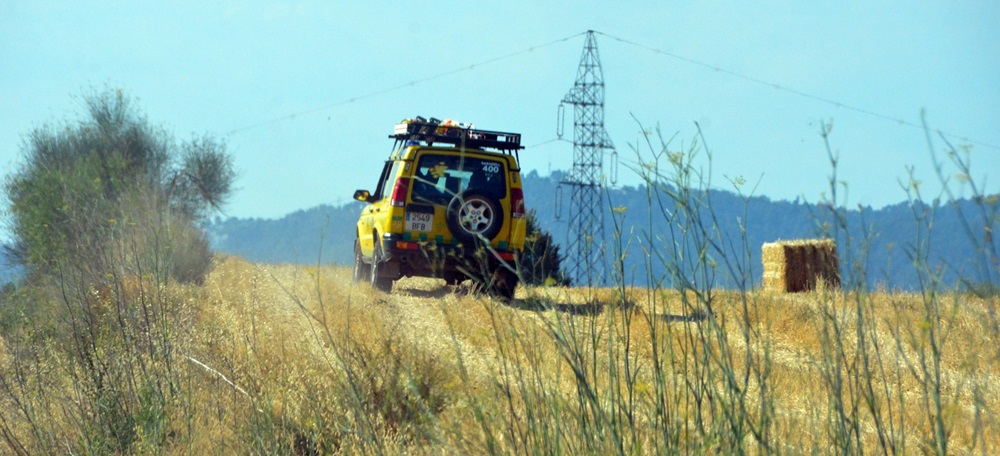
[385, 278, 499, 381]
[262, 268, 499, 383]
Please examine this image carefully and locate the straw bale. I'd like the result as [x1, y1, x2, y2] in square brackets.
[762, 239, 840, 292]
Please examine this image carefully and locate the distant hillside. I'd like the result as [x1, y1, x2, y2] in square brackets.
[206, 204, 363, 266]
[206, 171, 998, 291]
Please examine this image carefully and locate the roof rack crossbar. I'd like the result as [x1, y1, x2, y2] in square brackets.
[390, 120, 523, 152]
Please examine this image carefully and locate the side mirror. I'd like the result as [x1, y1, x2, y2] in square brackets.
[353, 189, 371, 202]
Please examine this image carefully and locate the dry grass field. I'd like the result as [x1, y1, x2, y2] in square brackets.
[4, 254, 993, 454]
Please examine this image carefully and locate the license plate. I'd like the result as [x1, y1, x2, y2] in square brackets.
[405, 212, 433, 232]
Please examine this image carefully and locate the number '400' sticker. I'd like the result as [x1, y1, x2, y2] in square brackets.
[481, 162, 500, 174]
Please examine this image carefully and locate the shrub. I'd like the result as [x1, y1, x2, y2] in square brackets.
[519, 210, 570, 286]
[2, 87, 234, 283]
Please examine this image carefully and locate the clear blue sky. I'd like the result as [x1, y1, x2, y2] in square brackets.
[2, 1, 998, 226]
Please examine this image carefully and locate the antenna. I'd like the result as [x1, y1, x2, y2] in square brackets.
[558, 30, 615, 287]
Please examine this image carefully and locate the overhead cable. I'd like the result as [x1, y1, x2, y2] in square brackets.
[594, 31, 999, 151]
[225, 31, 586, 136]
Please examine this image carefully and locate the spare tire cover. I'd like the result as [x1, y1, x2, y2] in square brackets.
[447, 190, 504, 243]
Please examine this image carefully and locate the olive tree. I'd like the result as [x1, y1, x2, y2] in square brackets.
[3, 88, 235, 282]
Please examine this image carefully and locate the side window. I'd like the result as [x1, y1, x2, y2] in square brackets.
[371, 161, 399, 201]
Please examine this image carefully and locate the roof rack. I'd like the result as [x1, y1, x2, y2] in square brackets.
[390, 117, 523, 153]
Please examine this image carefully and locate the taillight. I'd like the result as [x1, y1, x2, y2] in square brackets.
[389, 177, 410, 207]
[510, 187, 525, 218]
[395, 241, 419, 250]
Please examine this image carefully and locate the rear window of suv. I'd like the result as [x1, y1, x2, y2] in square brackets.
[411, 153, 506, 205]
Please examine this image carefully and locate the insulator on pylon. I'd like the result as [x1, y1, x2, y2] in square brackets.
[554, 184, 563, 221]
[556, 103, 565, 139]
[610, 150, 619, 186]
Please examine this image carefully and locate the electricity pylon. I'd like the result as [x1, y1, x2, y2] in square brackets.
[559, 30, 615, 287]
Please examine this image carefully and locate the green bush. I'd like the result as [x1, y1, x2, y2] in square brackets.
[519, 210, 570, 286]
[2, 87, 234, 283]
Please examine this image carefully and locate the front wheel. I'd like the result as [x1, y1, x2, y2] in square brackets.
[353, 240, 370, 283]
[368, 241, 393, 293]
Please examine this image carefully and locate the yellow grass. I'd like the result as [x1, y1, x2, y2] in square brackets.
[1, 255, 997, 454]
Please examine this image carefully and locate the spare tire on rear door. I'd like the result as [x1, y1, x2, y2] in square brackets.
[447, 190, 503, 243]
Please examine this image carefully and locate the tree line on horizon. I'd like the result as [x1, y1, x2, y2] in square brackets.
[202, 169, 997, 292]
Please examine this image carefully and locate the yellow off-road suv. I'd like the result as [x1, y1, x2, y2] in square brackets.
[353, 117, 527, 299]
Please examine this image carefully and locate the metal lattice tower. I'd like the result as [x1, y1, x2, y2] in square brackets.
[560, 30, 615, 286]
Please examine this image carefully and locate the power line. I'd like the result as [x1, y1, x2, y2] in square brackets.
[225, 32, 587, 136]
[594, 31, 1000, 151]
[224, 29, 997, 152]
[526, 137, 571, 149]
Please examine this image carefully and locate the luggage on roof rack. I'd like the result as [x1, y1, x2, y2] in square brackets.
[390, 117, 523, 152]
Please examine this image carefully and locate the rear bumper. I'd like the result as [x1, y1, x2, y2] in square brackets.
[380, 233, 517, 279]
